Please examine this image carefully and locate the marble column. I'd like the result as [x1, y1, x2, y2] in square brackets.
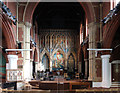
[23, 22, 32, 81]
[101, 55, 111, 88]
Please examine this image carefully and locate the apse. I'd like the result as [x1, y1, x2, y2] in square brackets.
[33, 2, 85, 72]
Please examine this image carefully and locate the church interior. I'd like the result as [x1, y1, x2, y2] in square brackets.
[0, 0, 120, 93]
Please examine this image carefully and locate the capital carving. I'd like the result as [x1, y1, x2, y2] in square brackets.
[25, 22, 32, 28]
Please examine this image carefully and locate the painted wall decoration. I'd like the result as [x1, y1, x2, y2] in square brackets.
[42, 54, 49, 71]
[52, 51, 64, 70]
[67, 54, 75, 72]
[39, 29, 78, 71]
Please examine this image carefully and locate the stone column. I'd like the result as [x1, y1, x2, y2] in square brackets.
[50, 59, 52, 71]
[101, 55, 111, 88]
[35, 62, 38, 73]
[64, 58, 67, 70]
[88, 22, 97, 81]
[30, 60, 33, 79]
[23, 22, 32, 81]
[7, 55, 18, 69]
[84, 59, 88, 78]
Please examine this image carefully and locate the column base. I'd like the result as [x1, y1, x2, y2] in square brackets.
[88, 76, 93, 81]
[101, 81, 111, 88]
[17, 82, 24, 90]
[93, 81, 111, 88]
[92, 82, 102, 87]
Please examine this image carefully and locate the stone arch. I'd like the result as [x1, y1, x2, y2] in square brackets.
[40, 49, 50, 62]
[42, 53, 50, 70]
[24, 2, 39, 23]
[67, 53, 75, 73]
[103, 14, 120, 48]
[2, 15, 16, 49]
[67, 51, 77, 64]
[34, 48, 39, 62]
[24, 2, 95, 25]
[79, 1, 96, 23]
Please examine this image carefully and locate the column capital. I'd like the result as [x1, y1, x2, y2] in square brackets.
[87, 22, 99, 29]
[35, 62, 39, 64]
[24, 22, 32, 28]
[101, 55, 111, 59]
[7, 55, 18, 60]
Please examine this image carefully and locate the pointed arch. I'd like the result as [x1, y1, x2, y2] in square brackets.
[67, 53, 75, 73]
[42, 53, 50, 71]
[103, 13, 120, 49]
[24, 2, 96, 25]
[1, 15, 16, 49]
[40, 49, 50, 63]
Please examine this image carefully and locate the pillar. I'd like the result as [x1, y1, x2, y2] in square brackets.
[88, 22, 97, 81]
[30, 60, 33, 79]
[84, 59, 88, 78]
[50, 59, 52, 71]
[64, 58, 67, 70]
[78, 62, 81, 73]
[101, 55, 111, 88]
[35, 62, 38, 73]
[23, 22, 32, 81]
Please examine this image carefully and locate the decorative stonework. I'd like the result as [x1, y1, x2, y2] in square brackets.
[7, 70, 23, 81]
[39, 29, 79, 71]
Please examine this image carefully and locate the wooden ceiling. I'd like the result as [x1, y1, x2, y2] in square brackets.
[33, 2, 85, 29]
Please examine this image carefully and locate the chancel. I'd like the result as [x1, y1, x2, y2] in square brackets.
[0, 1, 120, 93]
